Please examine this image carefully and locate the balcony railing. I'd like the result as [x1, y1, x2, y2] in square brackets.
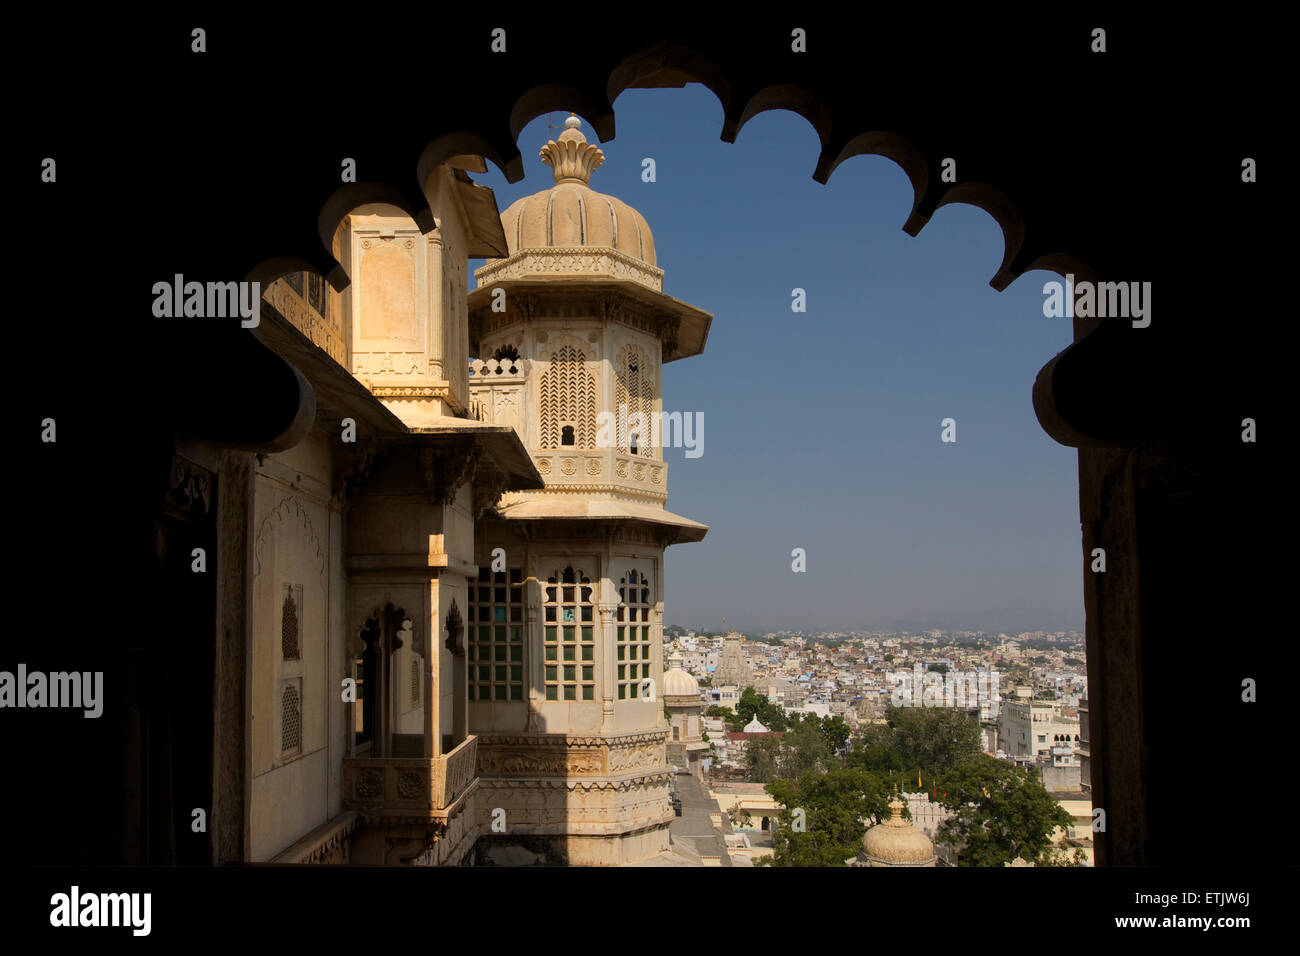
[343, 735, 479, 819]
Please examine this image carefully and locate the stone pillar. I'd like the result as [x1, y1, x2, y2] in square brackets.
[599, 602, 617, 732]
[428, 232, 444, 383]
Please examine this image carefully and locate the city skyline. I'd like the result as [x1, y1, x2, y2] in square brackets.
[471, 89, 1084, 633]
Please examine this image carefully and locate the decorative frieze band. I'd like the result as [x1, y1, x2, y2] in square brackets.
[475, 247, 664, 293]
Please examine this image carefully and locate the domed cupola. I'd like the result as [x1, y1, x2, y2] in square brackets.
[859, 792, 937, 867]
[486, 115, 661, 290]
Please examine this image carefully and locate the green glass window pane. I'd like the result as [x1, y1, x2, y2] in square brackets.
[545, 666, 557, 681]
[546, 686, 558, 700]
[545, 627, 556, 642]
[640, 627, 648, 640]
[618, 665, 626, 680]
[511, 666, 522, 681]
[494, 608, 506, 623]
[563, 646, 575, 661]
[545, 646, 557, 661]
[494, 645, 506, 661]
[618, 686, 626, 700]
[581, 646, 593, 661]
[617, 647, 625, 661]
[478, 666, 489, 681]
[563, 666, 575, 681]
[564, 685, 576, 700]
[494, 626, 506, 641]
[641, 589, 648, 604]
[643, 664, 652, 678]
[618, 626, 625, 640]
[582, 685, 594, 700]
[562, 607, 576, 623]
[581, 627, 593, 641]
[582, 666, 593, 681]
[467, 684, 475, 700]
[563, 627, 574, 642]
[581, 606, 592, 622]
[495, 665, 507, 682]
[495, 684, 508, 700]
[510, 645, 522, 662]
[510, 626, 521, 641]
[467, 646, 476, 661]
[510, 685, 523, 701]
[478, 625, 490, 640]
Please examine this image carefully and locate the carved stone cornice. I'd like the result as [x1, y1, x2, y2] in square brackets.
[472, 463, 510, 520]
[478, 731, 667, 748]
[332, 440, 380, 505]
[165, 455, 212, 520]
[418, 439, 480, 505]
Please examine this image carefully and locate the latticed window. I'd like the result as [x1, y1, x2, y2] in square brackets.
[543, 566, 596, 700]
[469, 567, 524, 701]
[539, 346, 597, 449]
[281, 682, 301, 754]
[615, 346, 654, 457]
[281, 586, 300, 660]
[617, 569, 653, 699]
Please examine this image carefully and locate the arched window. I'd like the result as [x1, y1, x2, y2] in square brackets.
[543, 566, 595, 700]
[617, 568, 653, 699]
[468, 565, 524, 701]
[615, 345, 654, 457]
[281, 586, 300, 660]
[539, 346, 596, 449]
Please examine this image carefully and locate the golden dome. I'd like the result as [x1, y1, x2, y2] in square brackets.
[860, 796, 936, 866]
[497, 115, 657, 266]
[663, 652, 700, 697]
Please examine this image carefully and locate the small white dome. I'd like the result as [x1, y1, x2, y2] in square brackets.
[663, 652, 700, 697]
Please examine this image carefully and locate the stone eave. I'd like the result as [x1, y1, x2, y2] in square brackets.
[452, 169, 510, 258]
[259, 298, 409, 437]
[406, 420, 544, 492]
[489, 498, 708, 544]
[467, 274, 711, 362]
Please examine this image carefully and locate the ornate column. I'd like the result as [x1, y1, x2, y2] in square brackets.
[599, 602, 618, 732]
[525, 576, 542, 731]
[428, 230, 444, 383]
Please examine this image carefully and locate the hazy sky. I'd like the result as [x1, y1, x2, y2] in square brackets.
[469, 86, 1082, 634]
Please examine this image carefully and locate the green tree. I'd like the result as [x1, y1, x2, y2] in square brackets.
[850, 705, 981, 778]
[760, 768, 892, 867]
[819, 715, 851, 753]
[927, 663, 949, 675]
[934, 755, 1073, 866]
[778, 718, 831, 778]
[745, 735, 782, 782]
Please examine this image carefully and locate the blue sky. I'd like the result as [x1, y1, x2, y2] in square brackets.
[469, 86, 1082, 634]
